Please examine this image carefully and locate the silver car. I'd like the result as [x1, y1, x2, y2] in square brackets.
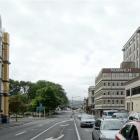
[80, 115, 96, 128]
[92, 119, 123, 140]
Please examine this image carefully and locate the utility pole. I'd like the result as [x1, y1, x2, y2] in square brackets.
[1, 32, 10, 117]
[0, 16, 10, 119]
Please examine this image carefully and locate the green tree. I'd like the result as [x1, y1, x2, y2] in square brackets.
[9, 94, 27, 121]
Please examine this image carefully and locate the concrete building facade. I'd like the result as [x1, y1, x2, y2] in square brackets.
[125, 76, 140, 112]
[122, 27, 140, 68]
[94, 68, 140, 117]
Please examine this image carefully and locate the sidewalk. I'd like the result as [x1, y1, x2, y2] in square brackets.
[0, 117, 47, 129]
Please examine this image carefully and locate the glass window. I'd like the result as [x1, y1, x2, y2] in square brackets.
[101, 120, 123, 130]
[130, 125, 138, 140]
[112, 100, 114, 104]
[120, 125, 132, 138]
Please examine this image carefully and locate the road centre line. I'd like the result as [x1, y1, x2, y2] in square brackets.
[30, 119, 73, 140]
[74, 119, 81, 140]
[15, 131, 26, 136]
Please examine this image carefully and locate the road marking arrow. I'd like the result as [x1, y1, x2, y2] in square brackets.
[60, 124, 69, 127]
[45, 134, 64, 140]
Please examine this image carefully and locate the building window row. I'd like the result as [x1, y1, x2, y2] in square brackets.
[103, 91, 124, 96]
[103, 82, 124, 86]
[103, 99, 124, 104]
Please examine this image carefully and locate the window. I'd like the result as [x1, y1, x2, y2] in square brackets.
[104, 82, 106, 86]
[104, 93, 106, 95]
[130, 125, 138, 140]
[108, 82, 110, 86]
[94, 120, 101, 128]
[120, 124, 132, 138]
[121, 100, 124, 104]
[112, 82, 114, 86]
[116, 100, 118, 104]
[126, 89, 130, 96]
[121, 91, 123, 95]
[117, 92, 119, 95]
[108, 92, 110, 95]
[112, 100, 114, 104]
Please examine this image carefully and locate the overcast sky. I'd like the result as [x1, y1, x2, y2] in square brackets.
[0, 0, 140, 100]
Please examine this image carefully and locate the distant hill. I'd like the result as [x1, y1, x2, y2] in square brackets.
[69, 100, 83, 108]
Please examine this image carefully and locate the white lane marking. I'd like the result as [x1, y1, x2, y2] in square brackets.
[15, 131, 26, 136]
[74, 119, 81, 140]
[30, 119, 73, 140]
[45, 137, 53, 140]
[45, 134, 64, 140]
[60, 124, 69, 127]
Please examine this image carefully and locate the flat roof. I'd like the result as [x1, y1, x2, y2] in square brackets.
[101, 68, 140, 73]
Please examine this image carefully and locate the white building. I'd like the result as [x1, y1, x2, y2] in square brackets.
[122, 27, 140, 68]
[125, 76, 140, 112]
[94, 68, 140, 117]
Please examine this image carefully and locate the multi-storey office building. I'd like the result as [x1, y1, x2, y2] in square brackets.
[122, 27, 140, 68]
[125, 76, 140, 112]
[94, 68, 140, 117]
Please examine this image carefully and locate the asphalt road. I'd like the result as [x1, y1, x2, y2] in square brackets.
[0, 111, 93, 140]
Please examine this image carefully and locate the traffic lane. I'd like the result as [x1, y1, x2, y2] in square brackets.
[30, 119, 77, 140]
[75, 117, 93, 140]
[0, 118, 68, 140]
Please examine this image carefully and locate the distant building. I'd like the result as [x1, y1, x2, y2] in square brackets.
[125, 76, 140, 112]
[94, 68, 140, 117]
[122, 27, 140, 68]
[87, 86, 95, 114]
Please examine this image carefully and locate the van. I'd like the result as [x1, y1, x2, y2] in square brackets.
[102, 110, 118, 118]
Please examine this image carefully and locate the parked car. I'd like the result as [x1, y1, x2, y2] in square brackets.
[112, 112, 129, 123]
[115, 121, 140, 140]
[102, 110, 118, 119]
[80, 115, 95, 128]
[128, 112, 140, 121]
[92, 119, 123, 140]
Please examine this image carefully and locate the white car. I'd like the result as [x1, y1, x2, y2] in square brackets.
[92, 119, 123, 140]
[80, 115, 95, 128]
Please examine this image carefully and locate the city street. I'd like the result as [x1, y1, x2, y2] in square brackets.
[0, 111, 93, 140]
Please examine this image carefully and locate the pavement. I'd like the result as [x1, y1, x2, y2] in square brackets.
[0, 117, 46, 128]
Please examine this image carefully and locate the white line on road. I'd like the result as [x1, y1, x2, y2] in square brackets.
[30, 119, 73, 140]
[74, 119, 81, 140]
[15, 131, 26, 136]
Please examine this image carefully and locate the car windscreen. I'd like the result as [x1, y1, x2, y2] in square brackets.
[101, 120, 123, 130]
